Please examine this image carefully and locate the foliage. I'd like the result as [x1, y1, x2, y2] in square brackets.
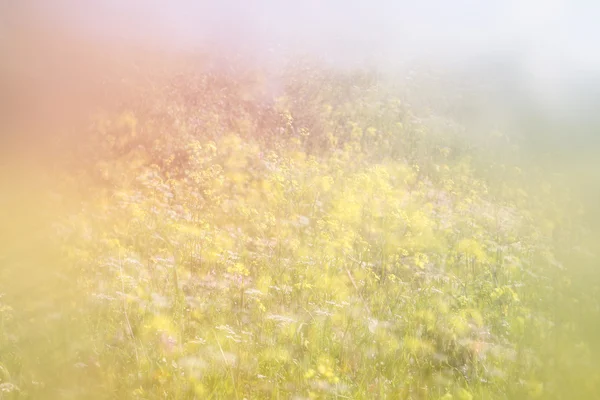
[0, 58, 598, 400]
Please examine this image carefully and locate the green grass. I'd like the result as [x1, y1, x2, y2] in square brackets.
[0, 60, 598, 399]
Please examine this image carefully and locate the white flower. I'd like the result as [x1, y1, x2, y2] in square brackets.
[0, 383, 19, 393]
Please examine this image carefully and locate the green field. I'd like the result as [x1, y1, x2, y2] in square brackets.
[1, 54, 599, 399]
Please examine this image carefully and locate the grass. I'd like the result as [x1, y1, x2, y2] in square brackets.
[0, 57, 598, 399]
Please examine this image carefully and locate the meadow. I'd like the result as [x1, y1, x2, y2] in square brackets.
[0, 55, 599, 399]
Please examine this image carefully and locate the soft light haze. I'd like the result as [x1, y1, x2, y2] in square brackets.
[24, 1, 598, 74]
[4, 0, 600, 150]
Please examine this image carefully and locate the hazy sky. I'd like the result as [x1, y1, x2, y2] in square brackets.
[3, 1, 599, 153]
[6, 0, 600, 116]
[27, 0, 598, 77]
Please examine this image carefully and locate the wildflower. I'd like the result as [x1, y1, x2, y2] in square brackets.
[0, 383, 19, 393]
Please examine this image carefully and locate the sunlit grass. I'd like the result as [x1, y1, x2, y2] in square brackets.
[0, 60, 598, 399]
